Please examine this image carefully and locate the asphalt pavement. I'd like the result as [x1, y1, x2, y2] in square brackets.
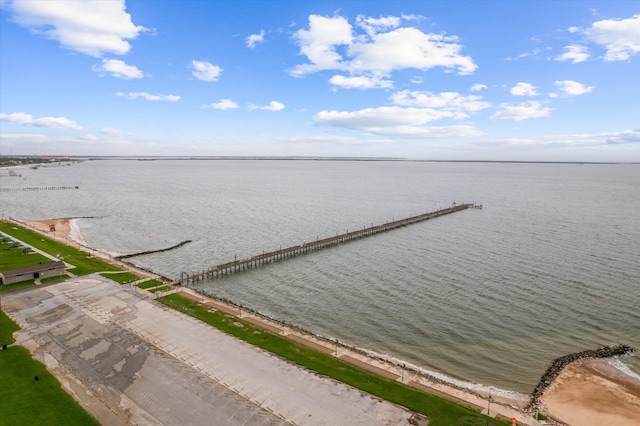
[3, 275, 416, 425]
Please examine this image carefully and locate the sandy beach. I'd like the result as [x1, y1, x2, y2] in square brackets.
[26, 218, 73, 238]
[14, 218, 640, 425]
[541, 358, 640, 425]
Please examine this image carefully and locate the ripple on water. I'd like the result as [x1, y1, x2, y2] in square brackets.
[6, 160, 639, 393]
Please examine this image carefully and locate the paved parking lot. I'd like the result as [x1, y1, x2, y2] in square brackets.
[3, 276, 415, 425]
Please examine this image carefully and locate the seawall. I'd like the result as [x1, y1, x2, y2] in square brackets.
[528, 344, 635, 410]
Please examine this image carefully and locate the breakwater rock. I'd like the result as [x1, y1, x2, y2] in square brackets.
[528, 344, 635, 410]
[116, 240, 192, 260]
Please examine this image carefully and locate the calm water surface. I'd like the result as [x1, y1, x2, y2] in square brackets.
[2, 159, 639, 393]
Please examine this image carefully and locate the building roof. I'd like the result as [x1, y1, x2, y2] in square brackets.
[0, 261, 65, 278]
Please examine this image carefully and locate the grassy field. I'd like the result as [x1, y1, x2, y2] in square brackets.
[0, 241, 51, 270]
[1, 310, 20, 346]
[0, 312, 99, 425]
[0, 221, 122, 277]
[137, 279, 164, 289]
[99, 271, 142, 284]
[159, 293, 508, 426]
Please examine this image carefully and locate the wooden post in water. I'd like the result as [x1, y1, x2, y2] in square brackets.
[188, 203, 479, 282]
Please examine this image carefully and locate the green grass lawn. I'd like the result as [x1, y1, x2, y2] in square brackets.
[137, 279, 164, 289]
[0, 243, 51, 270]
[0, 280, 36, 293]
[158, 293, 508, 426]
[40, 274, 69, 284]
[99, 271, 141, 284]
[149, 285, 173, 293]
[0, 311, 99, 425]
[0, 221, 122, 277]
[1, 310, 20, 346]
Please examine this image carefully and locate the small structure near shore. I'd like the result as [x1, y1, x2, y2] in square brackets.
[0, 261, 65, 285]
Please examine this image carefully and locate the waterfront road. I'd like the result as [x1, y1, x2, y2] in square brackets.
[3, 276, 416, 425]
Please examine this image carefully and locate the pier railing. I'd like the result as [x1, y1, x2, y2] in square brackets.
[182, 202, 481, 284]
[1, 186, 79, 192]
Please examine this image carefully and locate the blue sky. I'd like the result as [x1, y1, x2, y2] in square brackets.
[1, 0, 639, 161]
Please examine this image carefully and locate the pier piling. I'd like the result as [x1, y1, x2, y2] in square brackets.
[183, 202, 481, 285]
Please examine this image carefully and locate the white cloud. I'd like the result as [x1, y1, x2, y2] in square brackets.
[391, 90, 491, 115]
[246, 30, 265, 48]
[263, 101, 285, 111]
[0, 112, 82, 130]
[556, 45, 590, 63]
[101, 127, 122, 135]
[586, 14, 640, 61]
[505, 48, 544, 61]
[0, 133, 49, 143]
[373, 125, 483, 138]
[519, 48, 541, 59]
[470, 83, 487, 92]
[291, 14, 477, 86]
[567, 26, 580, 33]
[605, 129, 640, 144]
[329, 74, 393, 89]
[209, 99, 239, 110]
[313, 106, 483, 138]
[79, 133, 98, 141]
[510, 82, 538, 96]
[554, 80, 594, 96]
[278, 135, 392, 146]
[248, 101, 285, 111]
[356, 14, 401, 36]
[191, 60, 223, 82]
[94, 59, 143, 79]
[315, 106, 451, 127]
[490, 101, 551, 121]
[6, 0, 145, 57]
[481, 129, 640, 148]
[349, 27, 477, 75]
[291, 15, 353, 76]
[116, 92, 180, 101]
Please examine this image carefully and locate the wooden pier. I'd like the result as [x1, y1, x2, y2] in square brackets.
[182, 202, 481, 284]
[1, 185, 79, 192]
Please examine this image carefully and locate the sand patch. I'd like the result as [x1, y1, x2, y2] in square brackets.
[542, 358, 640, 425]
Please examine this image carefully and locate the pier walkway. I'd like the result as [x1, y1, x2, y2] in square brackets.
[1, 185, 79, 192]
[183, 202, 481, 284]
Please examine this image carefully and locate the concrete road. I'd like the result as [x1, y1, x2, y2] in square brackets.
[3, 276, 416, 425]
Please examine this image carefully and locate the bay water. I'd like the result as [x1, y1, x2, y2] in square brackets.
[2, 159, 638, 393]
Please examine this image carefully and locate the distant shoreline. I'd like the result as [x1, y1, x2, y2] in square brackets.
[1, 154, 637, 165]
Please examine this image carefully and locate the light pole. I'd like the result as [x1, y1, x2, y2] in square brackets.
[487, 394, 493, 416]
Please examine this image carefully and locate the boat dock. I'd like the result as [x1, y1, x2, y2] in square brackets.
[181, 202, 481, 284]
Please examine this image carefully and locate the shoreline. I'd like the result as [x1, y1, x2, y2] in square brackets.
[14, 217, 640, 425]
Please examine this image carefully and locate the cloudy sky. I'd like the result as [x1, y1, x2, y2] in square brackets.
[0, 0, 638, 161]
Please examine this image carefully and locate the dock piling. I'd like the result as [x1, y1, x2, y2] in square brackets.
[182, 203, 480, 285]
